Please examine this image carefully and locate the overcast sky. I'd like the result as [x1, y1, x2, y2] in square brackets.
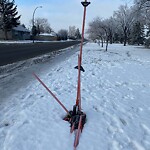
[15, 0, 133, 32]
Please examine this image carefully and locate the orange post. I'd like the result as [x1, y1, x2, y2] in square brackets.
[76, 0, 90, 111]
[74, 115, 83, 148]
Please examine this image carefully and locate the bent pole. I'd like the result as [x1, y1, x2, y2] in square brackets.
[33, 73, 69, 113]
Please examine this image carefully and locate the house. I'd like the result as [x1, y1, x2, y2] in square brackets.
[12, 25, 30, 40]
[35, 32, 58, 41]
[0, 25, 30, 40]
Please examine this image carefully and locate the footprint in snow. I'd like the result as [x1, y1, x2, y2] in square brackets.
[0, 123, 9, 128]
[56, 67, 63, 72]
[119, 118, 127, 126]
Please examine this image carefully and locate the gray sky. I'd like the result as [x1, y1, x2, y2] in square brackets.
[15, 0, 133, 32]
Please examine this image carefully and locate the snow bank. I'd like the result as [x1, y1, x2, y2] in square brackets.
[0, 43, 150, 150]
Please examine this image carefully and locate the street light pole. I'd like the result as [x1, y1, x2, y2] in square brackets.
[32, 6, 42, 43]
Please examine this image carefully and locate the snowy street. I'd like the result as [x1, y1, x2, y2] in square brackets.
[0, 42, 150, 150]
[0, 40, 80, 66]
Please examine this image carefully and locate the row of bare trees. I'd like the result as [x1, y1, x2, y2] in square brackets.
[31, 18, 81, 41]
[57, 26, 81, 41]
[87, 0, 150, 50]
[87, 17, 115, 51]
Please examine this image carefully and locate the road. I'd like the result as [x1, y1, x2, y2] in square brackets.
[0, 41, 82, 100]
[0, 40, 80, 66]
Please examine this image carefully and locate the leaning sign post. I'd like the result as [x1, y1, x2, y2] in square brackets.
[33, 0, 90, 149]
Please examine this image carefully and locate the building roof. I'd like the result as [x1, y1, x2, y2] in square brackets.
[39, 31, 57, 37]
[13, 25, 30, 33]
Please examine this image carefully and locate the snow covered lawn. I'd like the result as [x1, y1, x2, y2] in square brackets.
[0, 43, 150, 150]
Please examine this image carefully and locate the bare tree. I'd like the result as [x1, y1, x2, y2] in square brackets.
[113, 4, 137, 46]
[134, 0, 150, 26]
[134, 0, 150, 9]
[32, 17, 52, 34]
[88, 17, 117, 51]
[57, 29, 68, 40]
[103, 17, 117, 44]
[68, 26, 76, 39]
[87, 17, 105, 48]
[75, 28, 81, 39]
[99, 21, 110, 51]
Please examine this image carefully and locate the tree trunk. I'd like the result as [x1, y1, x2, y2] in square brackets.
[4, 29, 8, 40]
[106, 38, 109, 51]
[101, 39, 103, 47]
[109, 33, 113, 44]
[123, 26, 127, 46]
[124, 34, 127, 46]
[100, 36, 103, 47]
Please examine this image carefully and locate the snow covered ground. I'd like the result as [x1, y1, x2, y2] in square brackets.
[0, 42, 150, 150]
